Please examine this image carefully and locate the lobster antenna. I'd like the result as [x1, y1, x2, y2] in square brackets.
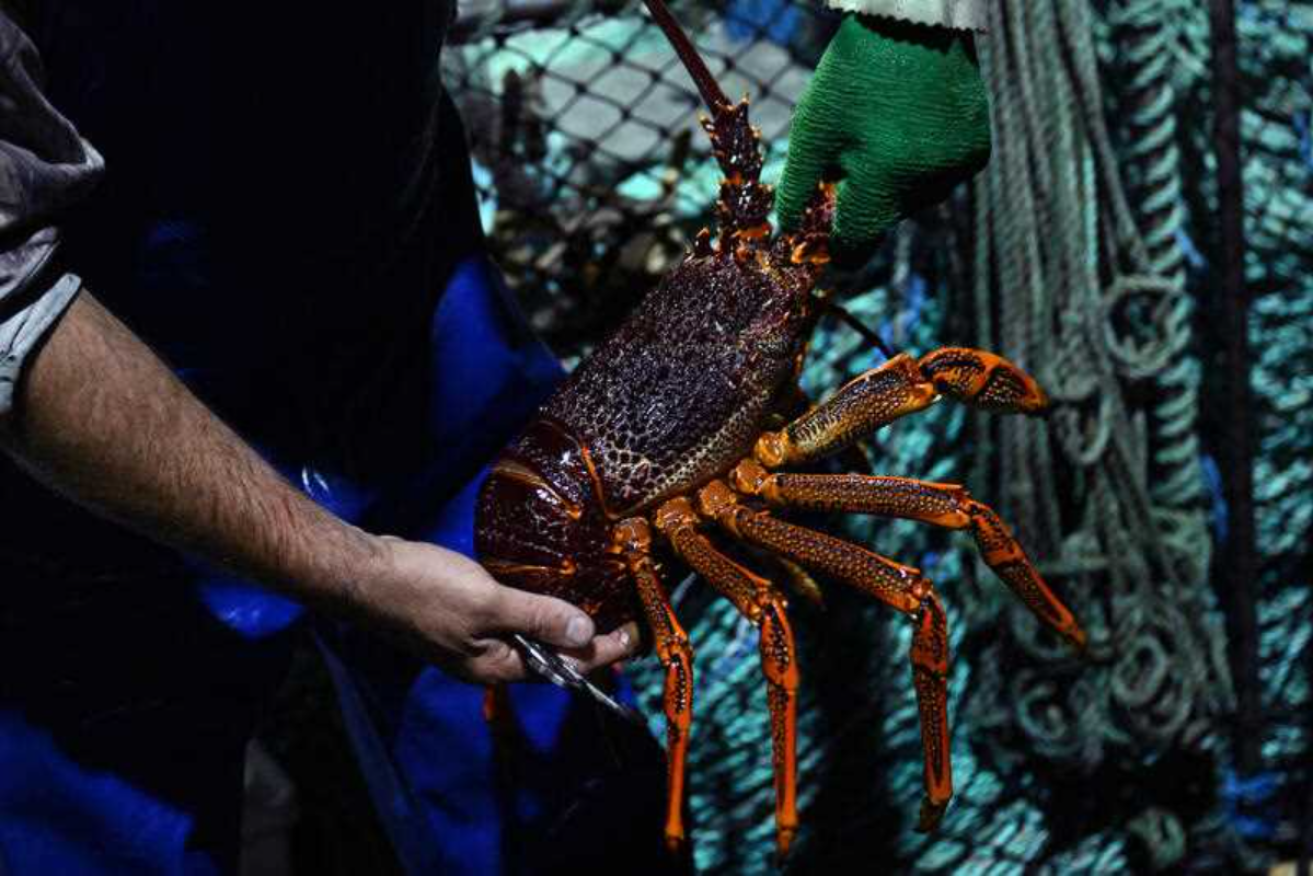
[640, 0, 731, 113]
[828, 301, 900, 361]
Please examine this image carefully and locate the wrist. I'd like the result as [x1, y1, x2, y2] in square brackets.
[283, 513, 393, 614]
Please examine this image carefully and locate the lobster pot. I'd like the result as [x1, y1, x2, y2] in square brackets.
[437, 1, 1313, 873]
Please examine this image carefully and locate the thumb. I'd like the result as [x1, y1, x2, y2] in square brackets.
[488, 587, 595, 649]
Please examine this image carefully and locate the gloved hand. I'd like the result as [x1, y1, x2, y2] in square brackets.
[777, 14, 992, 265]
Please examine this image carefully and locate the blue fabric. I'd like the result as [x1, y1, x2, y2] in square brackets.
[0, 556, 294, 875]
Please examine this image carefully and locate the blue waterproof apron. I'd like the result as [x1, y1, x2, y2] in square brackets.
[0, 4, 670, 873]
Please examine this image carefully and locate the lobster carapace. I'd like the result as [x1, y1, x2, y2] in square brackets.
[475, 0, 1086, 856]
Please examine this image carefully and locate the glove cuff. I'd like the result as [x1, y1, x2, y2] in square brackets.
[821, 0, 987, 32]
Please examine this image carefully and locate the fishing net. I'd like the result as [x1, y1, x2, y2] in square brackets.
[1204, 0, 1313, 864]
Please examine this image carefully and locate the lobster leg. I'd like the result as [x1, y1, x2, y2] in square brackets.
[695, 481, 953, 832]
[784, 378, 873, 477]
[751, 548, 827, 609]
[917, 347, 1050, 414]
[653, 499, 801, 858]
[616, 518, 695, 852]
[729, 466, 1087, 650]
[752, 348, 1048, 469]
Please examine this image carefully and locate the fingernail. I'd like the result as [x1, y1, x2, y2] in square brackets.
[566, 616, 592, 647]
[616, 629, 630, 649]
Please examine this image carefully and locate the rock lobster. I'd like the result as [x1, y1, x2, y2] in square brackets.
[476, 0, 1086, 856]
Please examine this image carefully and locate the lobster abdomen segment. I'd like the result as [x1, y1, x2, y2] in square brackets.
[475, 418, 637, 632]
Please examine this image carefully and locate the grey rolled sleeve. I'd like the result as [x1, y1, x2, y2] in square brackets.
[0, 10, 104, 416]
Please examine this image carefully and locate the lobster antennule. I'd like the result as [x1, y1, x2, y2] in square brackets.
[641, 0, 731, 114]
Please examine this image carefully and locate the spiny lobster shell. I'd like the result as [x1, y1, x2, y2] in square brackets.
[476, 249, 821, 632]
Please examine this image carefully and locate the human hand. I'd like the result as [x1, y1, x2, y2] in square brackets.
[777, 14, 992, 266]
[347, 536, 639, 685]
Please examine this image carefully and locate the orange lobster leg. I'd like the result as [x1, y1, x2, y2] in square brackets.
[697, 481, 953, 831]
[758, 598, 800, 858]
[917, 348, 1049, 414]
[754, 353, 937, 468]
[967, 502, 1086, 650]
[616, 518, 694, 852]
[653, 499, 800, 859]
[766, 553, 827, 608]
[729, 466, 1087, 651]
[482, 684, 510, 724]
[909, 590, 952, 832]
[753, 348, 1049, 469]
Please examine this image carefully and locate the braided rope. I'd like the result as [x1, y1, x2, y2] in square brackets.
[1107, 0, 1208, 528]
[969, 0, 1235, 866]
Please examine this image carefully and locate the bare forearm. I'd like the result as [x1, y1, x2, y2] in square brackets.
[0, 290, 376, 603]
[0, 290, 636, 681]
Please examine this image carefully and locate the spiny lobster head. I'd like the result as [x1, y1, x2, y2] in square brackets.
[639, 0, 838, 281]
[694, 97, 837, 266]
[704, 101, 771, 237]
[660, 242, 813, 393]
[680, 95, 838, 376]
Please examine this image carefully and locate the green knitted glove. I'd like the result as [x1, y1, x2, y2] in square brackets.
[778, 14, 992, 264]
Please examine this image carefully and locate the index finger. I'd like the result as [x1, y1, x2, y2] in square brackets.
[464, 637, 532, 684]
[563, 621, 642, 674]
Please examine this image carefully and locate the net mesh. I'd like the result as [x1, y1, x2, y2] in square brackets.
[1218, 0, 1313, 863]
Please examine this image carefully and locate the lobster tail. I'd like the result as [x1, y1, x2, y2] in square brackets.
[475, 419, 637, 632]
